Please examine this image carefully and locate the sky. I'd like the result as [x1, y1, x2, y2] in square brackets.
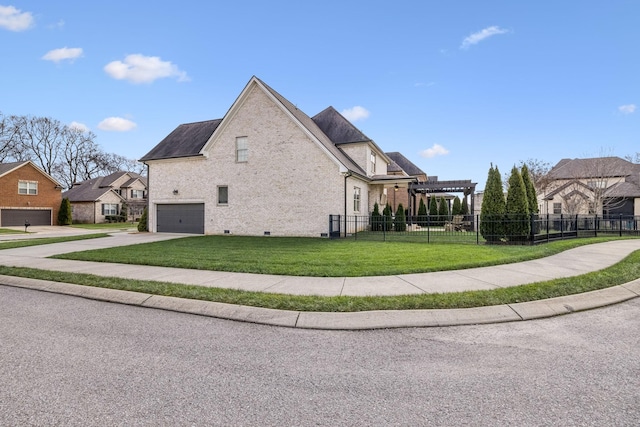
[1, 1, 638, 190]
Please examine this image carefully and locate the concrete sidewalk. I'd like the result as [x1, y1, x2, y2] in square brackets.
[1, 231, 640, 329]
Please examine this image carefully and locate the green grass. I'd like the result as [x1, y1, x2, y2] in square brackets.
[1, 249, 639, 312]
[52, 234, 637, 277]
[71, 223, 138, 230]
[0, 228, 25, 234]
[0, 233, 110, 250]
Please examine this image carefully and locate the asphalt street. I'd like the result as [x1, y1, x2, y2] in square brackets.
[2, 285, 639, 426]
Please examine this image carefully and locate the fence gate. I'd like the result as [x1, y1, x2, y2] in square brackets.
[329, 214, 341, 238]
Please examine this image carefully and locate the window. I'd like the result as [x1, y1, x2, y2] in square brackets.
[131, 189, 145, 199]
[18, 181, 37, 195]
[370, 152, 376, 174]
[236, 136, 248, 162]
[102, 203, 119, 215]
[553, 203, 562, 214]
[218, 186, 228, 205]
[353, 187, 361, 212]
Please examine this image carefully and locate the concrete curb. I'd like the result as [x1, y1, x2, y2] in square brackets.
[2, 274, 639, 330]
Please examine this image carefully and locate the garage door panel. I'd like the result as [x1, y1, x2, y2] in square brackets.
[157, 204, 204, 234]
[1, 209, 52, 226]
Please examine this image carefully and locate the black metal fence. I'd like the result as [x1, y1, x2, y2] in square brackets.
[329, 214, 640, 244]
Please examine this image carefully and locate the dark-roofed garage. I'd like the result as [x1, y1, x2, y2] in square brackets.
[156, 203, 204, 234]
[1, 209, 52, 226]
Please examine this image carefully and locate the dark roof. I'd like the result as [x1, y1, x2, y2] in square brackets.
[385, 152, 426, 177]
[0, 161, 28, 177]
[139, 119, 222, 161]
[63, 171, 144, 202]
[547, 157, 640, 179]
[312, 107, 371, 144]
[605, 181, 640, 198]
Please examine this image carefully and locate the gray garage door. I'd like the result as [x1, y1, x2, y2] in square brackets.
[1, 209, 52, 226]
[156, 203, 204, 234]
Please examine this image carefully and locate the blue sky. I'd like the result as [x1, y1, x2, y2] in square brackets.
[1, 1, 638, 190]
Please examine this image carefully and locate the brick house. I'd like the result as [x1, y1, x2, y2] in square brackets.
[0, 161, 63, 226]
[140, 76, 418, 235]
[540, 157, 640, 217]
[62, 171, 147, 223]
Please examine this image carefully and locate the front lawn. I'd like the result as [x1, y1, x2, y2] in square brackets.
[51, 235, 637, 277]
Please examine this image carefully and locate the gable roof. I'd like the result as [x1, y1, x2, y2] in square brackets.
[547, 157, 640, 180]
[385, 152, 426, 177]
[139, 119, 222, 162]
[141, 76, 414, 181]
[0, 160, 63, 187]
[63, 171, 144, 202]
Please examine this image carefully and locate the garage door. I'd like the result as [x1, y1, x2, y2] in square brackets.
[1, 209, 52, 226]
[156, 203, 204, 234]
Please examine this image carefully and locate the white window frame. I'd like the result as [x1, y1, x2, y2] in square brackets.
[130, 189, 145, 199]
[236, 136, 248, 163]
[553, 203, 562, 214]
[18, 180, 38, 195]
[102, 203, 119, 216]
[370, 152, 376, 174]
[218, 186, 229, 205]
[353, 186, 361, 212]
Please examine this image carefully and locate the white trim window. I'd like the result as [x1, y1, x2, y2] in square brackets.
[236, 136, 248, 162]
[370, 152, 376, 174]
[218, 186, 228, 205]
[353, 186, 361, 212]
[18, 180, 38, 195]
[102, 203, 119, 215]
[130, 189, 145, 199]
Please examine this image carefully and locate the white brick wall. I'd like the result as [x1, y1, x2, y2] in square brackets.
[147, 83, 381, 237]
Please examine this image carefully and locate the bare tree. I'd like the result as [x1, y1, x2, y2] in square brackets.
[52, 126, 101, 189]
[0, 112, 22, 162]
[12, 115, 65, 175]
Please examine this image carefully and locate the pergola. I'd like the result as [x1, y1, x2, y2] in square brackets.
[407, 179, 477, 225]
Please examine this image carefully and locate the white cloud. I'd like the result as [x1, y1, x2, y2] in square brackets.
[0, 5, 34, 31]
[68, 121, 89, 132]
[420, 144, 449, 158]
[461, 26, 510, 50]
[98, 117, 137, 132]
[104, 54, 190, 84]
[42, 47, 83, 63]
[341, 106, 370, 122]
[618, 104, 636, 115]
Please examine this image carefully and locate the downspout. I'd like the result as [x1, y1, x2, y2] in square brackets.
[343, 171, 352, 237]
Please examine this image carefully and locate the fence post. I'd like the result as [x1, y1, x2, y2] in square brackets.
[619, 214, 623, 237]
[476, 214, 479, 245]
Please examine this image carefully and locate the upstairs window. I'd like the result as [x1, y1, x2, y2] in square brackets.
[236, 136, 248, 162]
[131, 189, 146, 199]
[370, 152, 376, 174]
[18, 181, 37, 195]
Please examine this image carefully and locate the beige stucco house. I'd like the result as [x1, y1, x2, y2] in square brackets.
[540, 157, 640, 217]
[63, 171, 147, 223]
[140, 76, 417, 236]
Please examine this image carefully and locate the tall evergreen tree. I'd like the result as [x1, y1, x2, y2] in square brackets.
[521, 164, 538, 214]
[417, 198, 427, 227]
[382, 203, 393, 231]
[505, 165, 530, 241]
[480, 164, 506, 242]
[370, 201, 382, 231]
[394, 203, 407, 231]
[137, 206, 148, 232]
[452, 196, 462, 215]
[58, 197, 72, 225]
[438, 196, 449, 225]
[461, 196, 469, 215]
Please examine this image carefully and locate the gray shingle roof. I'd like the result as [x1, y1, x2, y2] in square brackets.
[0, 161, 28, 177]
[139, 119, 222, 161]
[385, 152, 426, 177]
[312, 106, 371, 144]
[547, 157, 640, 179]
[63, 171, 145, 202]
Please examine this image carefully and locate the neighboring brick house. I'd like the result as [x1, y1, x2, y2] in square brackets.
[540, 157, 640, 217]
[140, 76, 418, 236]
[0, 161, 63, 226]
[63, 171, 147, 223]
